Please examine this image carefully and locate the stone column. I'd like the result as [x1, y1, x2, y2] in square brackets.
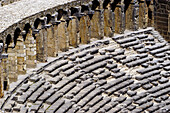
[104, 3, 114, 37]
[147, 0, 154, 27]
[46, 24, 54, 56]
[35, 19, 48, 62]
[51, 21, 60, 56]
[0, 60, 3, 97]
[0, 43, 4, 97]
[25, 29, 36, 68]
[1, 56, 9, 91]
[15, 31, 26, 74]
[7, 43, 17, 83]
[91, 9, 104, 39]
[133, 0, 139, 30]
[68, 16, 79, 47]
[114, 2, 125, 34]
[139, 0, 147, 28]
[79, 14, 91, 44]
[125, 1, 133, 30]
[57, 20, 69, 52]
[0, 43, 8, 97]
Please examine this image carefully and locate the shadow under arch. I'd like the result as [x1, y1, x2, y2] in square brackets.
[14, 28, 21, 46]
[5, 34, 12, 52]
[34, 18, 41, 29]
[103, 0, 111, 9]
[23, 23, 32, 41]
[111, 0, 120, 12]
[46, 14, 52, 24]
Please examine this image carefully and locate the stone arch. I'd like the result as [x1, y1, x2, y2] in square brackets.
[92, 0, 100, 10]
[24, 23, 37, 68]
[103, 0, 111, 9]
[81, 4, 90, 13]
[111, 0, 120, 12]
[34, 18, 41, 29]
[57, 9, 69, 51]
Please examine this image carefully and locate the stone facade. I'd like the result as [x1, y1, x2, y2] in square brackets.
[0, 0, 169, 98]
[154, 0, 170, 42]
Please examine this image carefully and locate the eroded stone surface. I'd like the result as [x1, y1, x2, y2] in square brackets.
[0, 28, 170, 113]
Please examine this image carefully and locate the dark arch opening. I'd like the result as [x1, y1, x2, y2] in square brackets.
[23, 23, 31, 41]
[146, 0, 151, 7]
[57, 9, 64, 20]
[124, 0, 132, 12]
[14, 28, 21, 46]
[34, 18, 41, 29]
[5, 34, 12, 52]
[103, 0, 111, 9]
[81, 5, 89, 13]
[92, 0, 100, 10]
[148, 8, 152, 19]
[71, 7, 79, 16]
[111, 0, 120, 12]
[3, 81, 8, 91]
[0, 40, 3, 43]
[46, 14, 52, 24]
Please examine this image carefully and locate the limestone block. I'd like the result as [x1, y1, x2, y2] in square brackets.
[7, 46, 17, 81]
[36, 28, 47, 62]
[17, 65, 26, 74]
[57, 21, 69, 52]
[104, 9, 114, 37]
[68, 16, 79, 47]
[80, 15, 90, 44]
[115, 5, 122, 33]
[91, 10, 104, 39]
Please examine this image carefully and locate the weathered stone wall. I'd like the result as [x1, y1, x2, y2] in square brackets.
[0, 0, 160, 97]
[154, 0, 170, 42]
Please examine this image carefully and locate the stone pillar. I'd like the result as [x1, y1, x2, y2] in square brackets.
[139, 0, 147, 28]
[79, 14, 91, 44]
[0, 60, 3, 97]
[131, 0, 139, 30]
[1, 57, 9, 91]
[7, 43, 17, 83]
[0, 43, 8, 97]
[91, 9, 104, 39]
[147, 0, 154, 27]
[125, 1, 133, 30]
[25, 29, 36, 68]
[51, 21, 60, 56]
[57, 20, 69, 52]
[15, 31, 26, 74]
[114, 2, 125, 34]
[68, 16, 79, 47]
[0, 43, 3, 97]
[46, 25, 54, 56]
[104, 3, 114, 37]
[35, 19, 48, 62]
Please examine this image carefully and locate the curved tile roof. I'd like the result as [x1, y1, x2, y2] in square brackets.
[1, 28, 170, 113]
